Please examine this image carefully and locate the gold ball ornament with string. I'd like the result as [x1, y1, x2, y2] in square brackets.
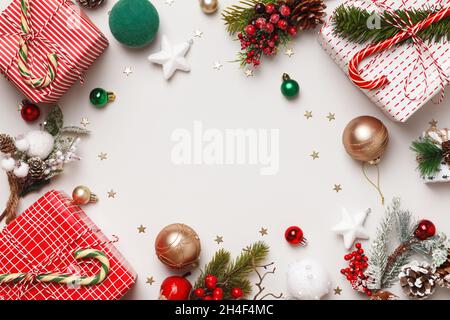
[199, 0, 218, 14]
[72, 186, 98, 205]
[155, 224, 201, 269]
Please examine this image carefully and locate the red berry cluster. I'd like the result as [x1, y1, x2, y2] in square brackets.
[193, 274, 244, 300]
[238, 2, 298, 66]
[340, 243, 372, 297]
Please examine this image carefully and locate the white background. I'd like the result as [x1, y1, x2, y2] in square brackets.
[0, 0, 449, 300]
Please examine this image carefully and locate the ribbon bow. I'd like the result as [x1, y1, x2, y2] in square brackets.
[348, 0, 450, 102]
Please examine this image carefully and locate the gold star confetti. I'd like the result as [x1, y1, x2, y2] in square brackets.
[146, 277, 155, 285]
[259, 227, 268, 236]
[214, 235, 223, 244]
[285, 48, 295, 57]
[310, 151, 320, 160]
[213, 61, 223, 71]
[194, 30, 203, 38]
[334, 286, 342, 295]
[98, 152, 108, 161]
[326, 113, 336, 122]
[333, 184, 342, 193]
[429, 119, 438, 127]
[137, 225, 146, 233]
[304, 111, 313, 119]
[107, 190, 117, 199]
[245, 69, 253, 77]
[123, 67, 133, 76]
[80, 117, 90, 127]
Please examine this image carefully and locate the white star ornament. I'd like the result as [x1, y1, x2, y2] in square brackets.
[332, 208, 370, 249]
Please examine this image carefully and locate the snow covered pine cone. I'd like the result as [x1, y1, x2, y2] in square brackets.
[399, 261, 437, 299]
[289, 0, 327, 30]
[27, 157, 46, 180]
[77, 0, 105, 9]
[436, 249, 450, 289]
[0, 134, 16, 154]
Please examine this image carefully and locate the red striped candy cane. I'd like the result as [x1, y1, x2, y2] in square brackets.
[348, 6, 450, 90]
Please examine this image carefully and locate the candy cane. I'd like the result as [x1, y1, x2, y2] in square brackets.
[0, 249, 110, 286]
[349, 6, 450, 90]
[17, 0, 58, 89]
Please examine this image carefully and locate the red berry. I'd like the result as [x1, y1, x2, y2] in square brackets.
[269, 13, 280, 24]
[255, 17, 266, 29]
[245, 25, 256, 35]
[264, 22, 274, 33]
[284, 226, 306, 245]
[231, 287, 244, 299]
[277, 19, 288, 30]
[279, 5, 291, 16]
[205, 275, 218, 290]
[194, 288, 205, 298]
[212, 287, 223, 299]
[355, 243, 361, 249]
[20, 100, 40, 123]
[265, 3, 275, 14]
[204, 295, 213, 301]
[267, 40, 275, 47]
[287, 26, 297, 36]
[414, 219, 436, 240]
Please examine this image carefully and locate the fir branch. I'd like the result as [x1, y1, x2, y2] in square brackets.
[332, 5, 450, 44]
[222, 0, 273, 34]
[411, 138, 443, 177]
[44, 105, 64, 136]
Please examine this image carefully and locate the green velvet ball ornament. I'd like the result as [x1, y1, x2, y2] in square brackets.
[109, 0, 160, 48]
[281, 73, 300, 99]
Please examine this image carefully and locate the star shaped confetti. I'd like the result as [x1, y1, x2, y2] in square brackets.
[137, 225, 146, 233]
[148, 35, 192, 80]
[334, 286, 342, 295]
[80, 118, 90, 127]
[194, 30, 203, 38]
[304, 111, 313, 119]
[285, 48, 295, 57]
[326, 113, 336, 122]
[259, 227, 268, 236]
[123, 67, 133, 76]
[332, 208, 371, 249]
[333, 184, 342, 193]
[429, 119, 438, 127]
[213, 61, 223, 71]
[107, 190, 117, 199]
[146, 277, 155, 285]
[245, 69, 253, 77]
[214, 236, 223, 244]
[310, 151, 320, 160]
[98, 152, 108, 161]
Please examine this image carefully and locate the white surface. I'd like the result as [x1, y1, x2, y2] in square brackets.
[0, 0, 449, 300]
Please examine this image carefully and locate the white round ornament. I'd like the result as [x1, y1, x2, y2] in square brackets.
[25, 130, 54, 159]
[15, 136, 30, 152]
[287, 258, 331, 300]
[1, 157, 16, 172]
[13, 162, 29, 178]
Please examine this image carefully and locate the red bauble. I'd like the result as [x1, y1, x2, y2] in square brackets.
[160, 275, 192, 300]
[231, 287, 243, 299]
[245, 25, 256, 35]
[279, 5, 291, 16]
[276, 19, 288, 30]
[414, 220, 436, 240]
[20, 100, 40, 122]
[285, 226, 307, 246]
[212, 287, 223, 300]
[265, 3, 275, 14]
[193, 288, 205, 298]
[205, 274, 218, 290]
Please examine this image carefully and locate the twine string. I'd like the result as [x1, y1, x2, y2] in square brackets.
[362, 162, 385, 205]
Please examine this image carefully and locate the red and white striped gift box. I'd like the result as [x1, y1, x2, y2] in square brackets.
[0, 0, 108, 103]
[319, 0, 450, 122]
[0, 190, 136, 300]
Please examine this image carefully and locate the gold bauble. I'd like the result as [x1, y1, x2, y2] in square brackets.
[72, 186, 98, 205]
[342, 116, 389, 163]
[199, 0, 218, 14]
[155, 223, 201, 269]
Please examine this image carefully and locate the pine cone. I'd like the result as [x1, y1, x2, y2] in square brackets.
[27, 157, 46, 180]
[436, 249, 450, 289]
[399, 261, 437, 299]
[77, 0, 105, 9]
[370, 290, 398, 300]
[0, 134, 16, 154]
[290, 0, 327, 30]
[441, 140, 450, 164]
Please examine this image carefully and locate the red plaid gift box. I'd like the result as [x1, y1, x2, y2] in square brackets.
[319, 0, 450, 122]
[0, 0, 108, 103]
[0, 190, 136, 300]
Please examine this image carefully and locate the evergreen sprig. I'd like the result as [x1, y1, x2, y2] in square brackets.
[332, 5, 450, 44]
[222, 0, 273, 34]
[191, 241, 270, 300]
[410, 137, 443, 177]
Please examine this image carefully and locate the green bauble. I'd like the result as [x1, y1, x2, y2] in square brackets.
[281, 74, 300, 98]
[90, 88, 116, 108]
[109, 0, 160, 48]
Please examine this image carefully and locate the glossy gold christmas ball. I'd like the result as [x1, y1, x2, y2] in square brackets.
[342, 116, 389, 163]
[72, 186, 98, 205]
[200, 0, 218, 14]
[155, 223, 201, 269]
